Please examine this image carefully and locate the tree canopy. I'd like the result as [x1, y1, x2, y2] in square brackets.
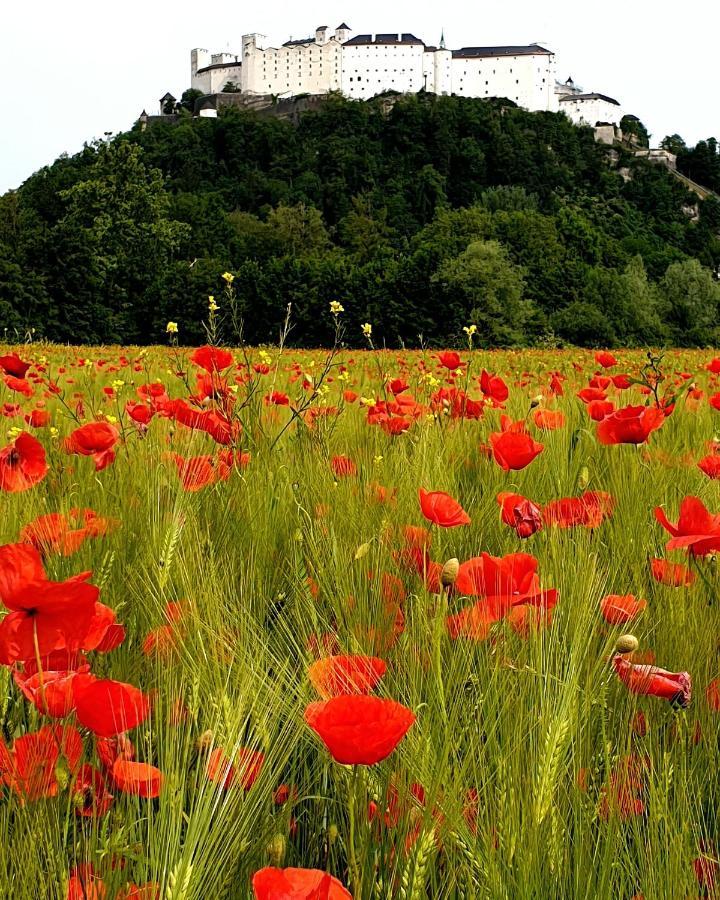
[1, 93, 719, 347]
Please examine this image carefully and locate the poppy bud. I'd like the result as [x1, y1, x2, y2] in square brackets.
[266, 834, 286, 865]
[327, 823, 339, 844]
[615, 634, 639, 655]
[530, 395, 543, 408]
[441, 558, 460, 586]
[196, 729, 214, 751]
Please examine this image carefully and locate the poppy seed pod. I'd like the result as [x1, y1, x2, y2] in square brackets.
[615, 634, 639, 655]
[266, 834, 286, 866]
[441, 558, 460, 586]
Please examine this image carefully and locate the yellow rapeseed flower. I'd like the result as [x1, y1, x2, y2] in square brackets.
[166, 321, 179, 334]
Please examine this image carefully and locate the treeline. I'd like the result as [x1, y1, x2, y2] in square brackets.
[1, 93, 720, 347]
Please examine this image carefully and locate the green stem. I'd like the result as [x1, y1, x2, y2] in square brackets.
[347, 765, 361, 895]
[434, 586, 448, 716]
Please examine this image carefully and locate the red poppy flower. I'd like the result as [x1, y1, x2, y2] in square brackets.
[26, 408, 50, 428]
[612, 655, 691, 707]
[710, 392, 720, 411]
[64, 422, 119, 471]
[418, 489, 470, 527]
[596, 405, 665, 445]
[125, 401, 154, 425]
[266, 391, 290, 406]
[308, 655, 387, 699]
[599, 754, 646, 821]
[252, 867, 352, 900]
[206, 746, 264, 791]
[20, 508, 117, 557]
[0, 724, 82, 801]
[111, 759, 163, 798]
[479, 370, 508, 404]
[331, 455, 357, 478]
[448, 552, 557, 639]
[698, 455, 720, 479]
[171, 400, 238, 445]
[437, 351, 463, 371]
[649, 558, 695, 587]
[0, 431, 48, 492]
[706, 678, 720, 711]
[586, 400, 615, 421]
[73, 676, 151, 737]
[72, 764, 114, 817]
[542, 491, 614, 528]
[190, 345, 234, 373]
[0, 543, 99, 663]
[594, 351, 617, 369]
[496, 492, 543, 538]
[654, 496, 720, 556]
[66, 864, 107, 900]
[600, 594, 646, 625]
[173, 453, 216, 491]
[304, 695, 415, 765]
[533, 409, 565, 431]
[489, 430, 544, 471]
[13, 660, 88, 718]
[0, 352, 31, 378]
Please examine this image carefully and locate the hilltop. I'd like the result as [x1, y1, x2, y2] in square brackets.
[1, 93, 719, 347]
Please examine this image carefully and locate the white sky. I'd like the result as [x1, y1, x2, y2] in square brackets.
[2, 0, 718, 194]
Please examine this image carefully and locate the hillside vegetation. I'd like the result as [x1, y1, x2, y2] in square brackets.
[1, 93, 719, 347]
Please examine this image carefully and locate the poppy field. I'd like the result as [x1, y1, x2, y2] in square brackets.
[2, 335, 720, 899]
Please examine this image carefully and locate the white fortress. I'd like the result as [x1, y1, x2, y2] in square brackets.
[190, 24, 623, 126]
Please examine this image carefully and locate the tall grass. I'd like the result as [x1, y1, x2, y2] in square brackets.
[0, 343, 718, 899]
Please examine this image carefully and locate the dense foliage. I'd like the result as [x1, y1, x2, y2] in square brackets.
[1, 93, 719, 347]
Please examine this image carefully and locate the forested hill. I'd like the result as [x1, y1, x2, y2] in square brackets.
[1, 93, 720, 347]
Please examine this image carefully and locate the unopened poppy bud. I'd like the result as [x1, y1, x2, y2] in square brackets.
[615, 634, 638, 655]
[196, 729, 214, 751]
[266, 833, 286, 865]
[441, 558, 460, 586]
[327, 823, 339, 844]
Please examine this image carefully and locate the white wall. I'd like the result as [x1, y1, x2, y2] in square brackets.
[245, 38, 342, 96]
[560, 96, 622, 126]
[342, 43, 426, 99]
[451, 53, 557, 111]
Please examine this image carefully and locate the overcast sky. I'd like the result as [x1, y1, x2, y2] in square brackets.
[2, 0, 718, 194]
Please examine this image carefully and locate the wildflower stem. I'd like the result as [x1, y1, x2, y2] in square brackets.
[347, 764, 361, 896]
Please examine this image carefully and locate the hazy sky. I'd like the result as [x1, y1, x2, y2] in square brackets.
[2, 0, 718, 194]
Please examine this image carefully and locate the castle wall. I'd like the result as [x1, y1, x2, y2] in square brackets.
[244, 38, 342, 96]
[451, 53, 557, 111]
[189, 28, 615, 120]
[341, 43, 426, 99]
[560, 96, 622, 126]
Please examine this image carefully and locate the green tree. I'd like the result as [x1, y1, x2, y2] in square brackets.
[659, 258, 720, 345]
[660, 134, 687, 156]
[266, 203, 331, 256]
[180, 88, 204, 112]
[432, 239, 534, 345]
[621, 115, 650, 148]
[52, 140, 189, 341]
